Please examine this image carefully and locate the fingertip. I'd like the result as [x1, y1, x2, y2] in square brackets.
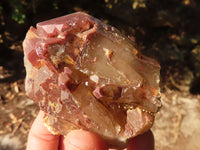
[26, 111, 60, 150]
[29, 111, 60, 141]
[60, 130, 108, 150]
[127, 130, 154, 150]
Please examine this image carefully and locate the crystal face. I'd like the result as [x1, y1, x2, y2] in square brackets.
[23, 12, 161, 148]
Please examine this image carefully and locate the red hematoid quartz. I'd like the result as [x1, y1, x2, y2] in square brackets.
[23, 12, 161, 148]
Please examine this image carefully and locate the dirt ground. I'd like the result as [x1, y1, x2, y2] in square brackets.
[0, 0, 200, 150]
[152, 90, 200, 150]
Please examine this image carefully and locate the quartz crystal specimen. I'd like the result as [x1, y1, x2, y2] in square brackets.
[23, 12, 161, 148]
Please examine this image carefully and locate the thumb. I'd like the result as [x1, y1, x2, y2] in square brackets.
[127, 130, 154, 150]
[59, 130, 108, 150]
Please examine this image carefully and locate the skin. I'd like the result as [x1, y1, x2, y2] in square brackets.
[26, 111, 154, 150]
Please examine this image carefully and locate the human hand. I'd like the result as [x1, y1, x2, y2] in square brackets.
[26, 111, 154, 150]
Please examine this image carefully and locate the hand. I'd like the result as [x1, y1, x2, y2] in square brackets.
[26, 111, 154, 150]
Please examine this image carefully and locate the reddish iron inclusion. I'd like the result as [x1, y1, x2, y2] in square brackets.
[23, 12, 161, 148]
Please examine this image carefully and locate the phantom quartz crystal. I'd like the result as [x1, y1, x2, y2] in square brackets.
[23, 12, 161, 148]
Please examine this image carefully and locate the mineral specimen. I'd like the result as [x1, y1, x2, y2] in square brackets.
[23, 12, 161, 148]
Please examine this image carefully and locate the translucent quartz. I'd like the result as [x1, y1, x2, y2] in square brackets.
[23, 12, 161, 148]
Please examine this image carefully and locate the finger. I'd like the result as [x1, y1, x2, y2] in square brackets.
[127, 130, 154, 150]
[26, 111, 60, 150]
[59, 130, 108, 150]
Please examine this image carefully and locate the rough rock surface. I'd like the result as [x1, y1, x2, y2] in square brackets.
[23, 12, 161, 148]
